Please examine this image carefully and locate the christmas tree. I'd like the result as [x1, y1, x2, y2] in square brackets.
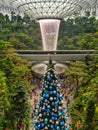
[34, 68, 68, 130]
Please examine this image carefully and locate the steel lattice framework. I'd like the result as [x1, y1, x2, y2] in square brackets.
[0, 0, 98, 19]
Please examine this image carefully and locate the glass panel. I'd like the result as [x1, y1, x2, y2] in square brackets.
[1, 0, 98, 19]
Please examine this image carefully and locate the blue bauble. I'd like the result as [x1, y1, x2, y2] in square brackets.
[57, 93, 62, 99]
[41, 123, 45, 127]
[42, 107, 45, 111]
[60, 121, 64, 126]
[35, 125, 38, 129]
[49, 85, 53, 91]
[59, 112, 62, 116]
[51, 116, 55, 120]
[54, 101, 58, 105]
[38, 124, 41, 128]
[50, 124, 54, 129]
[59, 94, 62, 99]
[45, 93, 49, 98]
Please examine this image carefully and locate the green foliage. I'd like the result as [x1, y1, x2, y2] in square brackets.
[58, 16, 98, 50]
[0, 13, 98, 50]
[0, 13, 41, 50]
[83, 100, 95, 130]
[0, 70, 10, 130]
[67, 56, 98, 130]
[0, 40, 31, 129]
[65, 61, 87, 97]
[69, 96, 86, 128]
[9, 81, 30, 129]
[0, 40, 5, 51]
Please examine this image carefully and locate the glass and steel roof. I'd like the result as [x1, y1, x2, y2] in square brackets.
[0, 0, 98, 19]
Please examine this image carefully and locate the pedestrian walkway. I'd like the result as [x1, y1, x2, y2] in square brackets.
[28, 89, 39, 130]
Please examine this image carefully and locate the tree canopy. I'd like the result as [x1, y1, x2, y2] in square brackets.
[0, 13, 98, 50]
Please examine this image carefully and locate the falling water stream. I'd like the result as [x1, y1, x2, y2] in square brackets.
[39, 19, 60, 51]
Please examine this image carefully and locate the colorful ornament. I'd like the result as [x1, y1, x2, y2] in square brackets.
[49, 85, 53, 91]
[35, 125, 38, 129]
[50, 91, 53, 94]
[50, 124, 54, 129]
[38, 124, 41, 128]
[47, 75, 52, 81]
[45, 85, 48, 88]
[53, 90, 57, 94]
[45, 93, 49, 98]
[50, 97, 53, 101]
[59, 106, 63, 110]
[45, 118, 48, 122]
[54, 101, 58, 105]
[45, 99, 48, 102]
[54, 97, 57, 100]
[39, 114, 42, 117]
[51, 116, 55, 120]
[56, 121, 59, 124]
[59, 112, 62, 116]
[59, 94, 63, 99]
[42, 107, 45, 111]
[47, 105, 50, 108]
[56, 126, 60, 129]
[60, 121, 64, 126]
[57, 83, 61, 87]
[49, 119, 52, 123]
[40, 97, 43, 100]
[41, 122, 45, 127]
[43, 93, 45, 97]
